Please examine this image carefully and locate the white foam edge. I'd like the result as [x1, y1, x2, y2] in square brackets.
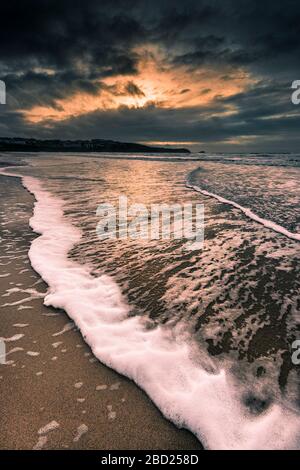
[186, 182, 300, 242]
[1, 167, 299, 449]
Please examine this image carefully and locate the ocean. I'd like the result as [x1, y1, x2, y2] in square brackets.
[0, 151, 299, 449]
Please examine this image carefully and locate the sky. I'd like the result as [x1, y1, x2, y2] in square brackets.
[0, 0, 300, 152]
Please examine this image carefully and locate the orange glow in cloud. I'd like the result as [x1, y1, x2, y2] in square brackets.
[24, 47, 255, 124]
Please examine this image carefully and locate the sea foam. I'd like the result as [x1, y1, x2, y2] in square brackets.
[1, 168, 300, 449]
[186, 181, 300, 242]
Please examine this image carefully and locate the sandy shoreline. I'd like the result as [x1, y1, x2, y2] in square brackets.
[0, 175, 203, 450]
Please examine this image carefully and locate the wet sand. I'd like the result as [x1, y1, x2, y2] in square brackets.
[0, 175, 203, 450]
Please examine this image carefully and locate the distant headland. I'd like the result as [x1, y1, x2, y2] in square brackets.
[0, 137, 190, 154]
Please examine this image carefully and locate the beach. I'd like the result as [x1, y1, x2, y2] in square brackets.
[0, 174, 202, 450]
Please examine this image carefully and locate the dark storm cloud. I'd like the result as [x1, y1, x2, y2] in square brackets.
[125, 81, 145, 97]
[2, 0, 299, 82]
[1, 0, 300, 150]
[2, 70, 104, 110]
[167, 1, 300, 77]
[0, 1, 143, 72]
